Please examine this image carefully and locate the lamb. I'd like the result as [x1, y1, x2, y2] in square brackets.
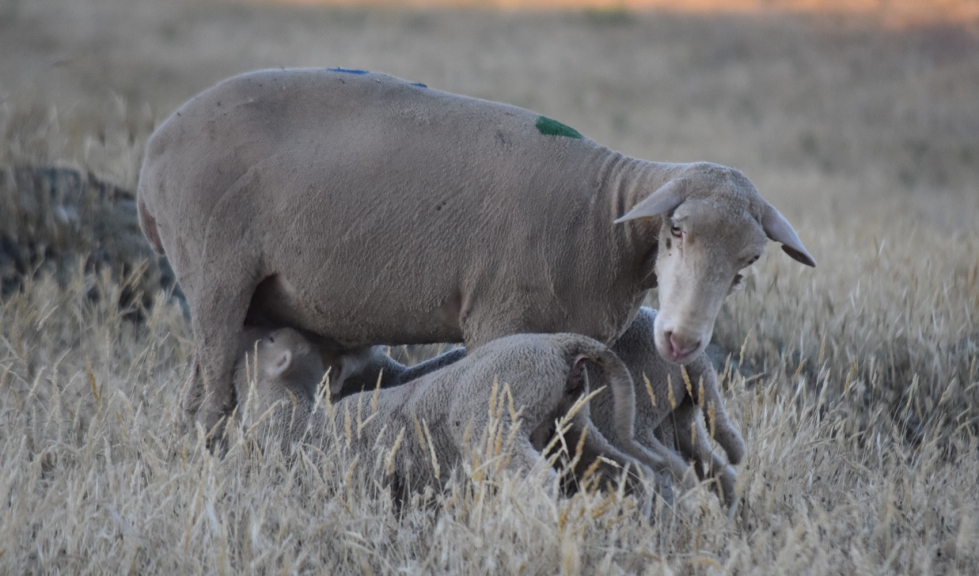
[232, 326, 324, 454]
[233, 326, 672, 505]
[137, 67, 816, 433]
[587, 307, 745, 510]
[335, 307, 745, 508]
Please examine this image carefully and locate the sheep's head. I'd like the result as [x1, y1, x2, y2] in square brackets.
[616, 163, 815, 364]
[253, 327, 325, 397]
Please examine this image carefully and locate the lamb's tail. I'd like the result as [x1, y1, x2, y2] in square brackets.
[568, 336, 697, 495]
[568, 339, 637, 446]
[137, 193, 166, 256]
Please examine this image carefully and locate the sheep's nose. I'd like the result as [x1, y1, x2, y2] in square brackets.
[666, 331, 700, 361]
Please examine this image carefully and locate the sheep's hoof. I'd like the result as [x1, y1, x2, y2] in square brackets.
[195, 403, 233, 447]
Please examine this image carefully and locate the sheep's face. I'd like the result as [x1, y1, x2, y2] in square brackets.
[616, 163, 815, 365]
[652, 198, 767, 364]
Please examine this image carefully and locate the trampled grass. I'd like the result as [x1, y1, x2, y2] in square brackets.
[1, 1, 977, 572]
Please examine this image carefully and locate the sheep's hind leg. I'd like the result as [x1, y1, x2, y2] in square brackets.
[188, 277, 262, 443]
[181, 352, 205, 421]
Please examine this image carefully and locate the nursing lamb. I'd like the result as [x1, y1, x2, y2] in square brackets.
[233, 327, 670, 505]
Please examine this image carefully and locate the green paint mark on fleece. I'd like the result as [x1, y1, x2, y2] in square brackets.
[535, 115, 583, 139]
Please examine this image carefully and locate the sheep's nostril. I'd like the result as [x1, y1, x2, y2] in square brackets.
[669, 333, 699, 358]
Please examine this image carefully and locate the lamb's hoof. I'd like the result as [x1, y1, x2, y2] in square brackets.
[726, 494, 742, 520]
[718, 464, 738, 512]
[723, 433, 746, 466]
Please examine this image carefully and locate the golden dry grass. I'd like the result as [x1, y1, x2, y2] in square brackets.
[1, 0, 978, 573]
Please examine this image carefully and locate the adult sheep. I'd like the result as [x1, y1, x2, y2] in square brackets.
[138, 68, 815, 433]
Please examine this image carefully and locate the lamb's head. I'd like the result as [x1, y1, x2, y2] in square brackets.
[247, 327, 325, 402]
[616, 163, 815, 364]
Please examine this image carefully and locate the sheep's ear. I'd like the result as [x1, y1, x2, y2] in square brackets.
[761, 205, 817, 267]
[614, 179, 687, 224]
[267, 350, 293, 379]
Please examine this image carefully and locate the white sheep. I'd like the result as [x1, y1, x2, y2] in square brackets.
[233, 327, 672, 506]
[138, 67, 815, 433]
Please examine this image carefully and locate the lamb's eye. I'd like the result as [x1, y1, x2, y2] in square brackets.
[670, 224, 682, 238]
[747, 255, 759, 265]
[268, 336, 275, 343]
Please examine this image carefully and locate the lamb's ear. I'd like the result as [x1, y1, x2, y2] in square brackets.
[761, 204, 817, 267]
[614, 179, 687, 224]
[267, 350, 293, 379]
[568, 354, 592, 396]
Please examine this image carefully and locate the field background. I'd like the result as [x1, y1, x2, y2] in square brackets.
[1, 0, 978, 573]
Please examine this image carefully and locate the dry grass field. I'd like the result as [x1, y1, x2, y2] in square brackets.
[1, 0, 978, 573]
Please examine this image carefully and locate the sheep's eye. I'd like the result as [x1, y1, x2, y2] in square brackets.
[747, 255, 759, 265]
[268, 336, 275, 343]
[670, 224, 682, 238]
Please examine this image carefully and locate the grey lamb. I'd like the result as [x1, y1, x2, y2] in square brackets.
[588, 307, 745, 510]
[327, 307, 746, 509]
[233, 327, 675, 506]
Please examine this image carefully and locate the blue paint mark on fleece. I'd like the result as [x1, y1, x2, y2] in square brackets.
[411, 82, 428, 88]
[328, 67, 368, 75]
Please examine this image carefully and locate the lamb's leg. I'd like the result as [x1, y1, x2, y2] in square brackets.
[529, 412, 653, 500]
[394, 347, 467, 385]
[671, 399, 738, 510]
[566, 419, 667, 506]
[503, 436, 558, 486]
[585, 348, 693, 492]
[624, 420, 695, 489]
[693, 363, 746, 465]
[188, 278, 261, 437]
